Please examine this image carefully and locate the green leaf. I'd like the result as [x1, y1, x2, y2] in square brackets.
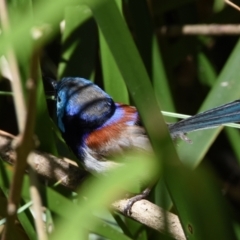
[58, 5, 97, 79]
[35, 76, 58, 154]
[100, 32, 129, 103]
[99, 0, 129, 103]
[50, 153, 156, 240]
[213, 0, 225, 12]
[197, 52, 217, 87]
[165, 164, 236, 239]
[178, 39, 240, 168]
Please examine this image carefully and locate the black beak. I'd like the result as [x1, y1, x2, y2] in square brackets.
[42, 75, 58, 89]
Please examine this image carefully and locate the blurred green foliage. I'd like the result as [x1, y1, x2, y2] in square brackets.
[0, 0, 240, 239]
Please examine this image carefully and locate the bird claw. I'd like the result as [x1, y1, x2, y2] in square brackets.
[172, 132, 192, 144]
[123, 188, 151, 215]
[179, 133, 192, 144]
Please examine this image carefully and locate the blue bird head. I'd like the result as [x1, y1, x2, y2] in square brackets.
[54, 77, 116, 133]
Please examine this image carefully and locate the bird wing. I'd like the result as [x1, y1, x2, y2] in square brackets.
[85, 104, 151, 160]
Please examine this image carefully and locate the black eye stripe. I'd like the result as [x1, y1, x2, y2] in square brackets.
[57, 96, 61, 102]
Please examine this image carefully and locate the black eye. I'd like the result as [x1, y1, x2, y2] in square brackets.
[57, 96, 61, 102]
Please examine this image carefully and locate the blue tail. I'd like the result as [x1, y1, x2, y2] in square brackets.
[169, 100, 240, 138]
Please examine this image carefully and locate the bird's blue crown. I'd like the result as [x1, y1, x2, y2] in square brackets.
[55, 77, 116, 133]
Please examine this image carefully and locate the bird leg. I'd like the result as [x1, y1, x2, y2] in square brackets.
[124, 187, 152, 215]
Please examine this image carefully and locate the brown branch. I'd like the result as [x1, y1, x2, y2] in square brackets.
[0, 130, 87, 190]
[158, 24, 240, 36]
[0, 130, 185, 239]
[113, 199, 185, 240]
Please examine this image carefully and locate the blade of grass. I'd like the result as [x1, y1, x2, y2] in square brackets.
[127, 0, 175, 112]
[178, 40, 240, 168]
[58, 5, 97, 79]
[127, 0, 175, 213]
[100, 33, 129, 103]
[198, 50, 240, 163]
[99, 1, 129, 103]
[225, 128, 240, 162]
[35, 75, 58, 154]
[0, 91, 13, 96]
[0, 162, 36, 239]
[197, 52, 217, 87]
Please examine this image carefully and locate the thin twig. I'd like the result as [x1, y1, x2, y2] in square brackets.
[28, 163, 47, 240]
[0, 91, 13, 96]
[0, 10, 42, 239]
[0, 0, 26, 132]
[225, 0, 240, 11]
[27, 50, 47, 240]
[2, 59, 39, 239]
[0, 0, 28, 238]
[158, 24, 240, 36]
[0, 130, 185, 239]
